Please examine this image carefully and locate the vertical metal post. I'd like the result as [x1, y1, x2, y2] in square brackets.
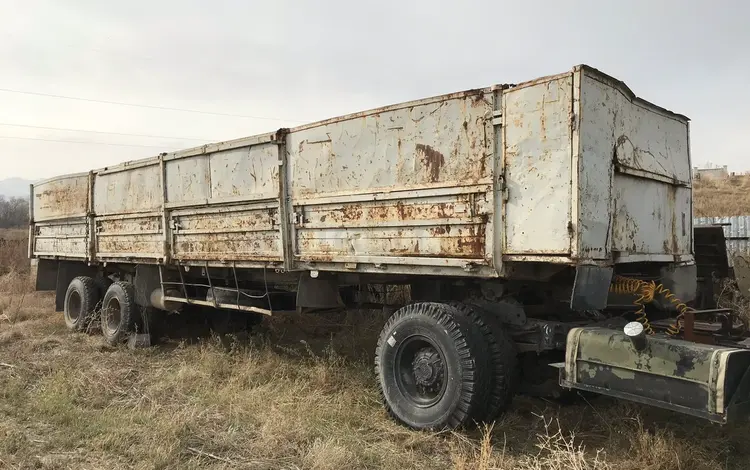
[158, 264, 165, 292]
[27, 183, 34, 260]
[569, 69, 582, 260]
[491, 86, 505, 275]
[159, 154, 171, 265]
[232, 263, 240, 310]
[177, 263, 191, 303]
[275, 128, 294, 272]
[87, 171, 96, 264]
[205, 261, 218, 308]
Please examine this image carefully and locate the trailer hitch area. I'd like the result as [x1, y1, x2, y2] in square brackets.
[551, 325, 750, 424]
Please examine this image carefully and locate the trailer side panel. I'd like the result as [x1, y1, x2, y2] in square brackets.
[287, 91, 496, 275]
[32, 174, 90, 259]
[578, 69, 692, 263]
[502, 73, 574, 256]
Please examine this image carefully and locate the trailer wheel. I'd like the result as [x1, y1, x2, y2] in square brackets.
[63, 276, 99, 332]
[449, 302, 518, 423]
[94, 276, 113, 301]
[375, 302, 492, 430]
[100, 281, 138, 345]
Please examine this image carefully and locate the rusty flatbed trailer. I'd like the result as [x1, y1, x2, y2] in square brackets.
[29, 64, 750, 430]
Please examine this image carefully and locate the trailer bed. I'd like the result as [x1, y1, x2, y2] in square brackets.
[30, 65, 694, 278]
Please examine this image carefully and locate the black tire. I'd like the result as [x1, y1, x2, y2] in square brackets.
[375, 302, 493, 430]
[94, 276, 113, 302]
[100, 281, 138, 345]
[449, 302, 518, 423]
[63, 276, 100, 332]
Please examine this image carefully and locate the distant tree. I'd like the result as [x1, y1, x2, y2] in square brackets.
[0, 196, 28, 228]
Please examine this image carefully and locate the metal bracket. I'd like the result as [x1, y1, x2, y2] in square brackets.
[497, 175, 510, 202]
[290, 212, 303, 225]
[463, 262, 479, 273]
[491, 110, 503, 126]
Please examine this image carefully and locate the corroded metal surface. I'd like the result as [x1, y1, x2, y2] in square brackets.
[560, 326, 750, 422]
[503, 74, 574, 255]
[287, 90, 494, 271]
[577, 70, 692, 263]
[165, 144, 280, 204]
[33, 222, 88, 257]
[171, 204, 282, 262]
[29, 65, 695, 277]
[94, 165, 162, 216]
[33, 173, 89, 221]
[287, 92, 492, 197]
[296, 192, 489, 262]
[96, 215, 163, 259]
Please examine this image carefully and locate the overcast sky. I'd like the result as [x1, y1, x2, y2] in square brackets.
[0, 0, 747, 180]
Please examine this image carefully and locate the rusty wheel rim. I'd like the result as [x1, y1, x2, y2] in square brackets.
[67, 291, 82, 323]
[395, 336, 447, 408]
[103, 298, 121, 336]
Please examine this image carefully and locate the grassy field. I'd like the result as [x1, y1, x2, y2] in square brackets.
[3, 179, 750, 470]
[693, 174, 750, 217]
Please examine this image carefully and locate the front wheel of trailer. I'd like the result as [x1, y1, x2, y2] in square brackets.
[375, 302, 492, 431]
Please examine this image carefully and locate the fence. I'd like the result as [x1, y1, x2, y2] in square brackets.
[694, 216, 750, 267]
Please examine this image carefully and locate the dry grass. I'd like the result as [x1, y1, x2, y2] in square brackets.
[0, 228, 28, 276]
[3, 196, 750, 469]
[693, 174, 750, 217]
[2, 273, 750, 469]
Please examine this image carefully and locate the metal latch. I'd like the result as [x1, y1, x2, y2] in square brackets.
[290, 212, 304, 225]
[497, 175, 510, 202]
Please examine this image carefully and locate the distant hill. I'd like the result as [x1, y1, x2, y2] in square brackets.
[0, 178, 35, 199]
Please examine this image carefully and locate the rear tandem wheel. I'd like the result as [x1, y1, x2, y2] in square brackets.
[100, 281, 139, 346]
[63, 276, 100, 332]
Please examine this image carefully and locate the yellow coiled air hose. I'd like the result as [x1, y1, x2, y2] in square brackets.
[609, 275, 693, 336]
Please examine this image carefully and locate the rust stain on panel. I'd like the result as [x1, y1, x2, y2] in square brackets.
[313, 196, 473, 226]
[416, 144, 445, 182]
[35, 176, 89, 219]
[341, 204, 364, 221]
[177, 210, 276, 232]
[174, 233, 282, 262]
[99, 238, 161, 254]
[298, 221, 485, 259]
[99, 217, 161, 234]
[451, 225, 486, 258]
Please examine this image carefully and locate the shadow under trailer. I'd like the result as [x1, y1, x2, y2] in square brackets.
[29, 65, 750, 430]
